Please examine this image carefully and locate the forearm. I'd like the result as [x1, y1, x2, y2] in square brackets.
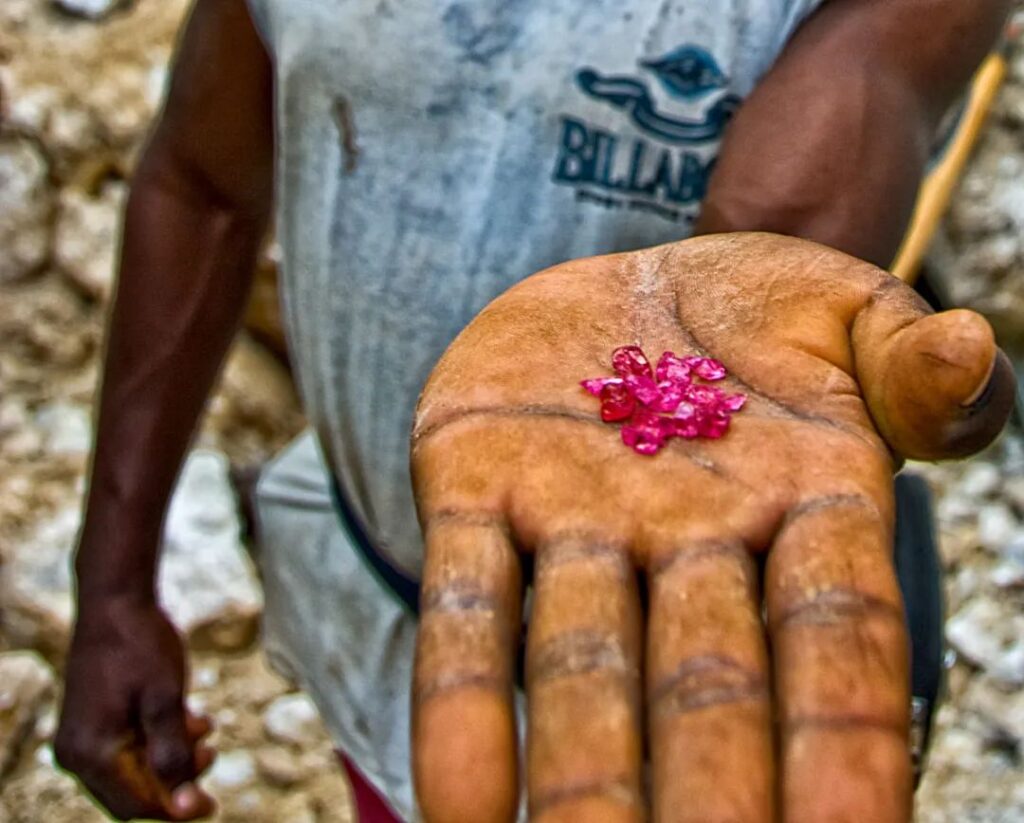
[76, 153, 269, 603]
[695, 0, 1012, 268]
[695, 61, 929, 266]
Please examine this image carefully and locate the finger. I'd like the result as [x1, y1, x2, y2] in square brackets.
[167, 782, 217, 821]
[64, 739, 170, 821]
[852, 277, 1016, 459]
[111, 740, 215, 822]
[646, 540, 772, 823]
[413, 512, 522, 823]
[141, 685, 198, 791]
[193, 743, 217, 775]
[767, 495, 912, 823]
[526, 537, 643, 823]
[185, 711, 213, 742]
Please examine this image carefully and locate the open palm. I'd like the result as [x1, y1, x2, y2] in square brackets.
[409, 233, 1015, 823]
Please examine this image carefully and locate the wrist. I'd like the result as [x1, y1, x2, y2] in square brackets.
[74, 514, 160, 609]
[75, 572, 158, 612]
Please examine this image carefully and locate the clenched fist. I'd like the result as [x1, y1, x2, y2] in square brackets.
[409, 233, 1015, 823]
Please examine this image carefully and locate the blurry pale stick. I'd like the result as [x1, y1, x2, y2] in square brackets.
[891, 51, 1008, 284]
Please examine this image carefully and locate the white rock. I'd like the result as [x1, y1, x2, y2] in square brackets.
[946, 598, 1024, 685]
[54, 183, 127, 300]
[1002, 435, 1024, 478]
[35, 744, 56, 768]
[1006, 533, 1024, 565]
[949, 566, 984, 608]
[991, 176, 1024, 232]
[0, 138, 51, 283]
[159, 450, 264, 650]
[202, 749, 255, 790]
[1005, 476, 1024, 512]
[34, 401, 93, 455]
[193, 665, 220, 690]
[936, 494, 976, 526]
[0, 502, 81, 656]
[234, 790, 265, 813]
[35, 704, 58, 741]
[255, 747, 309, 787]
[186, 694, 208, 716]
[2, 424, 45, 459]
[275, 795, 320, 823]
[964, 676, 1024, 745]
[989, 559, 1024, 589]
[0, 398, 30, 434]
[0, 652, 56, 779]
[51, 0, 131, 20]
[956, 462, 1002, 499]
[263, 694, 321, 747]
[976, 503, 1020, 553]
[0, 450, 261, 656]
[2, 83, 57, 137]
[49, 108, 95, 153]
[950, 198, 1013, 235]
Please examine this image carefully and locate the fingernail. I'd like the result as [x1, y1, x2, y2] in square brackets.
[171, 784, 198, 814]
[961, 356, 997, 408]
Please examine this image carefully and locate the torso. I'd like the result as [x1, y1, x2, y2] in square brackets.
[245, 0, 825, 574]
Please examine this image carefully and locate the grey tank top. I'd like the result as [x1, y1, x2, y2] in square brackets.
[245, 0, 826, 576]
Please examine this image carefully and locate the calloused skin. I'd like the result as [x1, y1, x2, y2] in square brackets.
[410, 233, 1016, 823]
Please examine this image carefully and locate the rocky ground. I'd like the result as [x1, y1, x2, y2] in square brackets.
[1, 1, 1023, 821]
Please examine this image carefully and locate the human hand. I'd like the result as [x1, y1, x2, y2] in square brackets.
[55, 595, 216, 821]
[409, 233, 1015, 822]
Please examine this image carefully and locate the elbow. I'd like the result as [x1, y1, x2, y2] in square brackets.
[131, 135, 273, 228]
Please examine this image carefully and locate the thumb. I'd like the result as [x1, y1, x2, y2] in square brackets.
[140, 686, 199, 792]
[140, 687, 217, 820]
[852, 282, 1016, 461]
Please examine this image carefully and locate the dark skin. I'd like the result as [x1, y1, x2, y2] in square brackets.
[55, 0, 1015, 820]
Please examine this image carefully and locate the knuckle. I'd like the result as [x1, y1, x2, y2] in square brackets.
[151, 740, 194, 781]
[53, 728, 92, 773]
[142, 684, 184, 721]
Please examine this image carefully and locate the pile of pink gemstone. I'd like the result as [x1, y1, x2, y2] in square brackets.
[581, 345, 747, 455]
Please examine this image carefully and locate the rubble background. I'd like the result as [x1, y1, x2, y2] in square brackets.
[0, 1, 1022, 821]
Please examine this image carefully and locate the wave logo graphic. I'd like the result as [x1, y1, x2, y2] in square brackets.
[642, 45, 728, 99]
[576, 46, 740, 145]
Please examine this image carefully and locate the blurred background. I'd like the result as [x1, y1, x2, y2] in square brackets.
[0, 1, 1022, 821]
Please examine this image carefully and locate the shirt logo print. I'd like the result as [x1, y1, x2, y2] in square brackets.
[552, 45, 740, 222]
[578, 46, 740, 144]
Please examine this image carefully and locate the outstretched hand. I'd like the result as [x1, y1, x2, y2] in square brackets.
[409, 233, 1015, 822]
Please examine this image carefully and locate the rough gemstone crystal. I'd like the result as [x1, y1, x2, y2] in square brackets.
[655, 352, 692, 385]
[697, 409, 731, 439]
[612, 346, 653, 378]
[653, 380, 686, 413]
[581, 376, 623, 397]
[623, 373, 662, 407]
[599, 382, 636, 422]
[683, 356, 727, 381]
[621, 409, 668, 455]
[667, 417, 700, 438]
[722, 393, 747, 412]
[685, 384, 724, 407]
[582, 346, 745, 454]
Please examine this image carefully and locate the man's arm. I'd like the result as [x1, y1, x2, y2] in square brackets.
[55, 1, 274, 819]
[695, 0, 1013, 268]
